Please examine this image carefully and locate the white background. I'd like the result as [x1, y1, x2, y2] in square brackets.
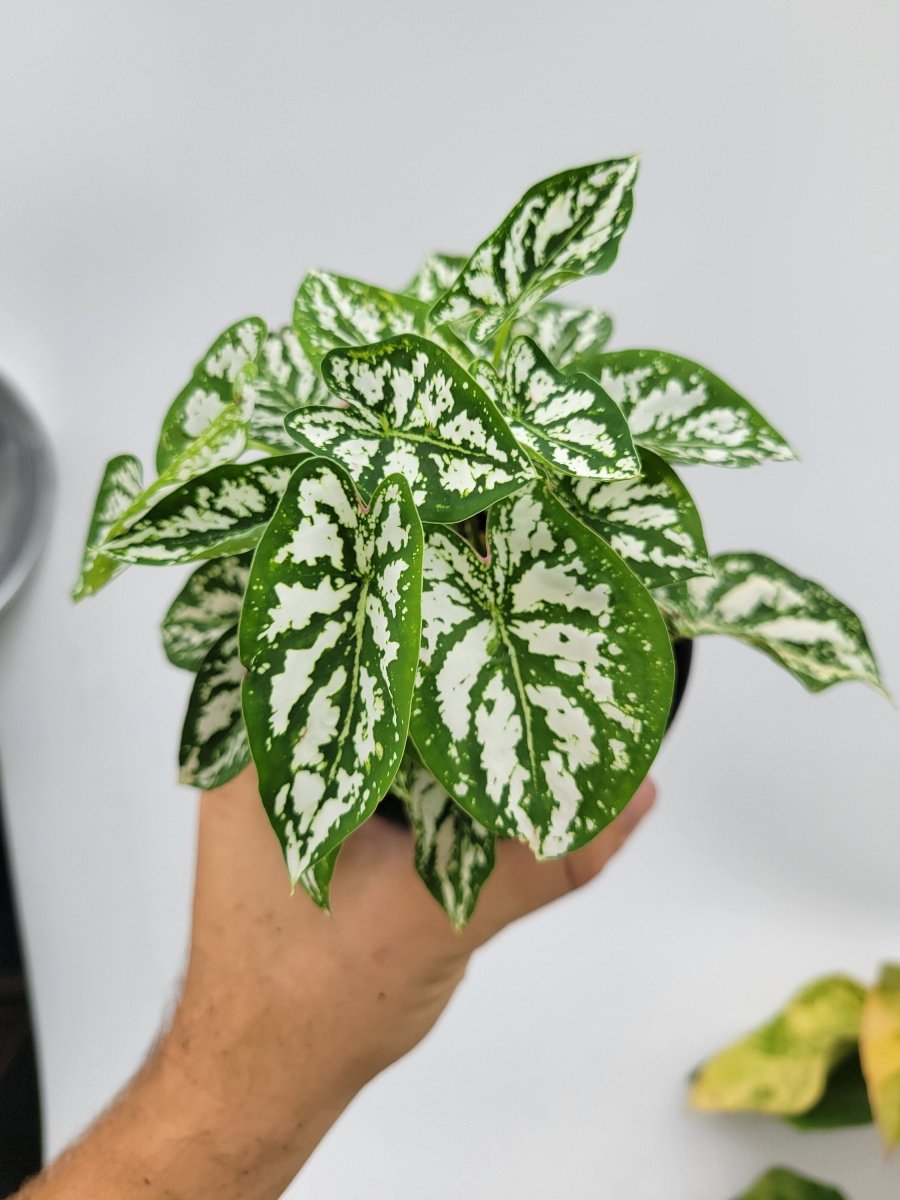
[1, 3, 898, 1196]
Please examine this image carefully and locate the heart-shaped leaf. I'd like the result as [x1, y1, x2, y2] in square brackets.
[690, 974, 866, 1116]
[552, 450, 711, 588]
[735, 1168, 848, 1200]
[657, 553, 886, 693]
[240, 459, 423, 884]
[179, 627, 251, 790]
[105, 455, 305, 565]
[286, 335, 530, 523]
[592, 350, 796, 466]
[429, 157, 639, 343]
[860, 963, 900, 1149]
[409, 481, 673, 857]
[162, 555, 250, 670]
[472, 336, 639, 479]
[72, 454, 143, 601]
[293, 269, 429, 368]
[249, 326, 332, 453]
[391, 754, 494, 929]
[512, 300, 613, 371]
[404, 253, 467, 303]
[156, 318, 266, 471]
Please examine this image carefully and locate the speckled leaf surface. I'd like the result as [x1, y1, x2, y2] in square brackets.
[691, 975, 866, 1116]
[735, 1168, 848, 1200]
[286, 335, 529, 523]
[472, 336, 639, 479]
[162, 555, 250, 670]
[430, 158, 638, 342]
[409, 482, 673, 857]
[293, 269, 428, 368]
[860, 963, 900, 1148]
[72, 454, 143, 600]
[594, 350, 795, 466]
[392, 754, 494, 929]
[513, 300, 613, 371]
[179, 627, 250, 790]
[249, 326, 332, 452]
[156, 318, 266, 471]
[297, 845, 341, 911]
[552, 450, 711, 588]
[240, 459, 423, 884]
[105, 455, 304, 565]
[657, 553, 885, 693]
[403, 253, 466, 303]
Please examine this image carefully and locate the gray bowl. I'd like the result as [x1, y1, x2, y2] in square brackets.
[0, 376, 54, 615]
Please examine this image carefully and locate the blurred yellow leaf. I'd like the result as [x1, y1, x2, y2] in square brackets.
[691, 975, 866, 1116]
[859, 963, 900, 1150]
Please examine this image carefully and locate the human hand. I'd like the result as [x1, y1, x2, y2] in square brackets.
[21, 768, 655, 1200]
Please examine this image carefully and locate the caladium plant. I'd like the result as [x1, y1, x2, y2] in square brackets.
[73, 156, 886, 927]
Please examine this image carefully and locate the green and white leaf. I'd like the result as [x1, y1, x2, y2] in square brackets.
[735, 1168, 848, 1200]
[403, 253, 466, 303]
[552, 450, 711, 588]
[105, 455, 305, 566]
[472, 336, 639, 479]
[179, 626, 250, 790]
[512, 299, 613, 372]
[429, 157, 639, 343]
[240, 459, 423, 885]
[249, 326, 332, 452]
[72, 454, 143, 600]
[293, 269, 429, 368]
[156, 317, 266, 471]
[594, 350, 796, 466]
[286, 335, 530, 523]
[860, 963, 900, 1149]
[392, 754, 494, 930]
[690, 974, 866, 1116]
[296, 845, 341, 912]
[162, 555, 250, 670]
[657, 553, 886, 693]
[409, 481, 674, 858]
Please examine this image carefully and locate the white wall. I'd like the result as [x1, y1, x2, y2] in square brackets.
[0, 2, 898, 1196]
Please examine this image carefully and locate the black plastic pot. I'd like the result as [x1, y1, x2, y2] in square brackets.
[377, 637, 693, 827]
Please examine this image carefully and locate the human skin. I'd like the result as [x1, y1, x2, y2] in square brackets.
[16, 768, 656, 1200]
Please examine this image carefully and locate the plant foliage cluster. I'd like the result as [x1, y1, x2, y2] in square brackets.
[74, 157, 884, 924]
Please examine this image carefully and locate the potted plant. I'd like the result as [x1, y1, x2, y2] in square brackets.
[72, 156, 885, 926]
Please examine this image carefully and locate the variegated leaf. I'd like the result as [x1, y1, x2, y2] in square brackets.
[179, 627, 250, 790]
[552, 450, 711, 588]
[657, 553, 885, 693]
[594, 350, 796, 466]
[735, 1168, 848, 1200]
[162, 555, 250, 670]
[691, 974, 866, 1116]
[403, 253, 466, 303]
[156, 318, 266, 471]
[72, 454, 143, 600]
[293, 269, 429, 368]
[409, 481, 673, 858]
[249, 326, 332, 452]
[105, 455, 304, 566]
[472, 336, 639, 479]
[286, 335, 530, 523]
[429, 157, 639, 343]
[860, 963, 900, 1148]
[512, 299, 613, 371]
[240, 459, 423, 885]
[297, 845, 341, 912]
[392, 754, 494, 929]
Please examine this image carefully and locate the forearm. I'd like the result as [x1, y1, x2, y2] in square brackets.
[16, 1009, 356, 1200]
